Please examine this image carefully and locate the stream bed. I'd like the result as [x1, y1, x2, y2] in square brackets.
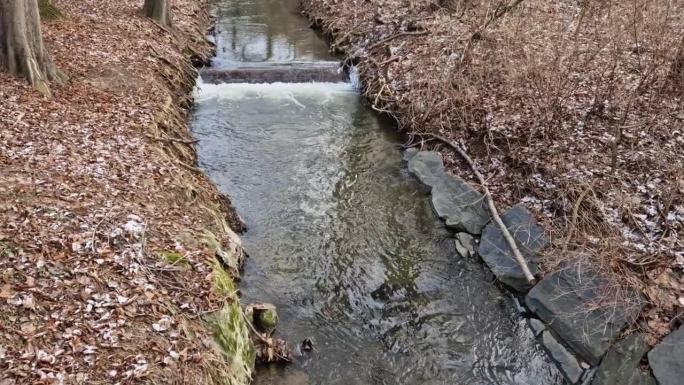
[191, 1, 565, 384]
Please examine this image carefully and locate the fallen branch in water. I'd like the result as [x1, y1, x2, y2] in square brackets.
[412, 132, 536, 284]
[240, 308, 292, 363]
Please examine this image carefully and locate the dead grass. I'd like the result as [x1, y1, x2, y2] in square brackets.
[302, 0, 684, 341]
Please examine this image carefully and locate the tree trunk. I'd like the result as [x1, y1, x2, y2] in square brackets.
[142, 0, 173, 29]
[0, 0, 56, 95]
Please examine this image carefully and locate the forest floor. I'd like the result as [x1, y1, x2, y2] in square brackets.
[302, 0, 684, 344]
[0, 1, 250, 384]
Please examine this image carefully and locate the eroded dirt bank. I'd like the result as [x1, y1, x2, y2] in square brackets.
[0, 1, 253, 384]
[301, 0, 683, 343]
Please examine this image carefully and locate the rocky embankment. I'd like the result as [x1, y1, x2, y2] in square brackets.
[405, 150, 681, 385]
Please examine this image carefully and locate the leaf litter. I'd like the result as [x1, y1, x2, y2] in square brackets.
[0, 1, 247, 384]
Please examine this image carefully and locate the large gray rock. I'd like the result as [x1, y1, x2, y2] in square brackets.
[406, 151, 490, 234]
[430, 176, 490, 234]
[525, 266, 643, 365]
[627, 371, 656, 385]
[478, 204, 544, 292]
[648, 326, 684, 385]
[541, 330, 585, 384]
[592, 333, 649, 385]
[407, 151, 446, 188]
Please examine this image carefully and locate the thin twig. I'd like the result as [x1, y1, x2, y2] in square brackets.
[562, 185, 592, 255]
[13, 112, 25, 127]
[240, 311, 270, 344]
[145, 133, 199, 144]
[461, 0, 524, 63]
[175, 159, 203, 173]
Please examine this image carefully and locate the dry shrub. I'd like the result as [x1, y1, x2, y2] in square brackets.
[669, 36, 684, 95]
[302, 0, 684, 338]
[437, 0, 516, 17]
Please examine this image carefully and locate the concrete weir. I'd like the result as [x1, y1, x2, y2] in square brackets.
[200, 62, 347, 84]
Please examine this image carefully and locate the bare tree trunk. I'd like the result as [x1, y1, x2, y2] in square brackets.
[142, 0, 173, 29]
[0, 0, 56, 95]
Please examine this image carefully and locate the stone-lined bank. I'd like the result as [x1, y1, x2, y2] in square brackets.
[405, 150, 681, 385]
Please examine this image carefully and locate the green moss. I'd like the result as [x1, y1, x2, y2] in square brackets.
[160, 250, 186, 264]
[200, 230, 254, 384]
[39, 0, 63, 20]
[212, 261, 236, 296]
[211, 302, 256, 383]
[255, 308, 278, 335]
[209, 263, 255, 384]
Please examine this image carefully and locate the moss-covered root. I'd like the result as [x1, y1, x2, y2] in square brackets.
[211, 302, 256, 384]
[209, 263, 256, 384]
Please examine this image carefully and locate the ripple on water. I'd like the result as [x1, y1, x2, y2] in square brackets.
[192, 80, 564, 385]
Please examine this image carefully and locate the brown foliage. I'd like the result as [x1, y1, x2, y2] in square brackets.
[0, 1, 243, 384]
[302, 0, 684, 340]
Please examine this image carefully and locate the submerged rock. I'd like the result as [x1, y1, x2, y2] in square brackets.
[402, 147, 419, 162]
[407, 150, 490, 234]
[478, 204, 544, 292]
[525, 266, 643, 365]
[430, 176, 490, 234]
[592, 333, 649, 385]
[252, 368, 309, 385]
[647, 325, 684, 385]
[407, 151, 446, 188]
[528, 318, 546, 336]
[541, 330, 584, 384]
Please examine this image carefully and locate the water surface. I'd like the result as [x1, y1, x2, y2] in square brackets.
[211, 0, 332, 66]
[192, 1, 565, 384]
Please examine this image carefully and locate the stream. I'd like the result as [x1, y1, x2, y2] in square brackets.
[191, 0, 565, 384]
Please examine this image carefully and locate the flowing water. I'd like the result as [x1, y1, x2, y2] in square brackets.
[192, 1, 565, 384]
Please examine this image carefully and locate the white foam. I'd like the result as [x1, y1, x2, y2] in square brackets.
[348, 65, 361, 91]
[194, 77, 356, 103]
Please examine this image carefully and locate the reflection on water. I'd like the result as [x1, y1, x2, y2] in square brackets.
[211, 0, 333, 66]
[192, 1, 565, 384]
